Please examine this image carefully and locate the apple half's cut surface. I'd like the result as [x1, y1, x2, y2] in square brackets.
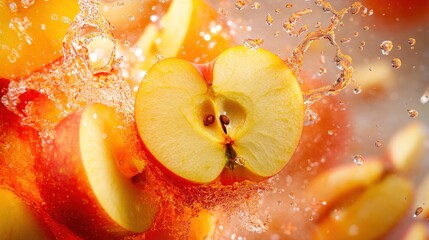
[37, 104, 155, 239]
[135, 46, 304, 184]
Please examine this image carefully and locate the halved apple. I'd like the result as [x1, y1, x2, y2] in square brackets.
[0, 0, 79, 78]
[0, 188, 54, 240]
[36, 104, 155, 239]
[135, 46, 304, 184]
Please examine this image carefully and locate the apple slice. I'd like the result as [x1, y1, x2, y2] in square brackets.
[135, 46, 304, 184]
[314, 175, 413, 240]
[0, 188, 54, 240]
[133, 0, 233, 69]
[36, 104, 155, 239]
[386, 121, 425, 173]
[306, 159, 385, 220]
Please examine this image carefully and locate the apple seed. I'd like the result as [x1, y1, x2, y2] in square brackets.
[220, 114, 230, 133]
[203, 114, 215, 126]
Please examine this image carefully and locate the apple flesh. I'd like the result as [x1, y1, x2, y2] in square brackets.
[36, 104, 155, 239]
[306, 159, 385, 220]
[314, 175, 413, 240]
[135, 46, 304, 184]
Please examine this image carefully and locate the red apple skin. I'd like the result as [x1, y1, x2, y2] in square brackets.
[36, 109, 142, 240]
[362, 0, 429, 27]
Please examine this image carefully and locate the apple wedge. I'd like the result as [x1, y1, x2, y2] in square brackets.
[135, 46, 304, 184]
[0, 188, 54, 240]
[314, 175, 413, 240]
[306, 159, 385, 220]
[386, 121, 425, 173]
[403, 222, 428, 240]
[133, 0, 233, 70]
[36, 104, 155, 239]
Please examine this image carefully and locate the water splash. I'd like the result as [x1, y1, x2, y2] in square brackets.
[286, 1, 362, 108]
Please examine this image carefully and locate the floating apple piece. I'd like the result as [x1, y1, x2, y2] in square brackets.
[0, 188, 54, 240]
[314, 175, 413, 240]
[0, 0, 79, 78]
[402, 222, 428, 240]
[386, 121, 425, 173]
[99, 0, 170, 42]
[133, 0, 233, 70]
[135, 46, 304, 184]
[306, 159, 384, 220]
[353, 60, 394, 97]
[36, 104, 155, 239]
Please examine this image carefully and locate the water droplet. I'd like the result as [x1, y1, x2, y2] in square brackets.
[421, 93, 429, 104]
[340, 37, 351, 44]
[85, 34, 116, 74]
[318, 67, 327, 76]
[353, 86, 362, 94]
[407, 109, 419, 118]
[285, 3, 293, 8]
[407, 38, 416, 46]
[9, 2, 18, 12]
[354, 31, 359, 37]
[266, 14, 274, 26]
[397, 45, 402, 50]
[391, 58, 402, 69]
[304, 109, 320, 126]
[275, 8, 280, 14]
[414, 207, 423, 217]
[21, 0, 35, 8]
[235, 0, 246, 10]
[380, 41, 393, 55]
[353, 155, 364, 165]
[363, 26, 369, 31]
[243, 38, 264, 50]
[250, 2, 260, 9]
[288, 192, 296, 199]
[375, 140, 382, 148]
[327, 130, 334, 135]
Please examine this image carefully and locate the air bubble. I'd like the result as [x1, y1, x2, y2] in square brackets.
[391, 58, 402, 69]
[353, 155, 364, 165]
[407, 38, 416, 46]
[285, 3, 293, 8]
[375, 140, 382, 148]
[250, 2, 260, 9]
[235, 0, 246, 10]
[380, 41, 393, 55]
[407, 109, 419, 118]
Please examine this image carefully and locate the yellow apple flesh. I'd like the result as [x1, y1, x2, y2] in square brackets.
[0, 188, 54, 240]
[135, 46, 303, 184]
[306, 159, 384, 220]
[314, 175, 413, 240]
[37, 104, 155, 239]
